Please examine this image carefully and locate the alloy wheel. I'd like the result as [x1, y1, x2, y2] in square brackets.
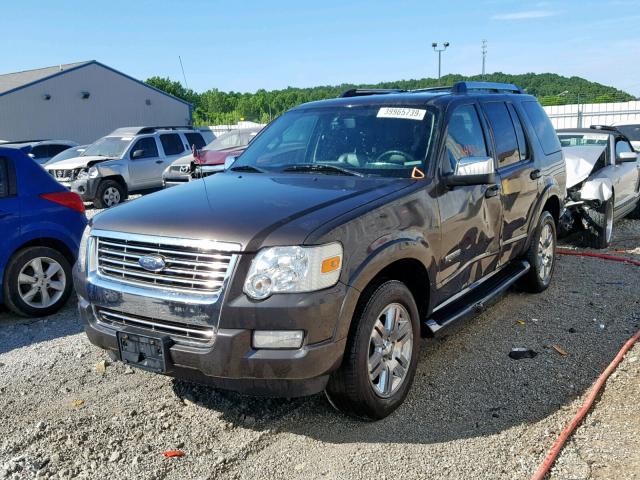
[103, 186, 121, 207]
[17, 257, 66, 309]
[537, 223, 555, 282]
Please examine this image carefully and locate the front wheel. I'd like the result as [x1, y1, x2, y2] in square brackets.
[3, 246, 73, 317]
[93, 179, 126, 209]
[583, 198, 614, 249]
[325, 280, 420, 420]
[518, 211, 557, 293]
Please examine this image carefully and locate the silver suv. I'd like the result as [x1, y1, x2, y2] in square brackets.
[46, 126, 211, 208]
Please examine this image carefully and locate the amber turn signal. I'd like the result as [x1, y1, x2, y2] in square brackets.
[321, 256, 341, 273]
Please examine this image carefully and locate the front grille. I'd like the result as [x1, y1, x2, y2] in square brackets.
[95, 234, 236, 295]
[96, 308, 214, 345]
[49, 169, 74, 182]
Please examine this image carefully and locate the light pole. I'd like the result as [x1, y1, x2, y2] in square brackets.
[559, 90, 582, 127]
[432, 42, 450, 85]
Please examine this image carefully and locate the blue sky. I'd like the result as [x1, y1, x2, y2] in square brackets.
[3, 0, 640, 96]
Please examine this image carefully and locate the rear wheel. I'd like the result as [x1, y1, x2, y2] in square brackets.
[583, 198, 614, 249]
[94, 179, 126, 209]
[325, 280, 420, 420]
[518, 211, 557, 293]
[3, 246, 73, 317]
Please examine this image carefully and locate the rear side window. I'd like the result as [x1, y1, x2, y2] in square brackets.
[522, 101, 561, 155]
[507, 104, 529, 161]
[443, 104, 488, 174]
[160, 134, 185, 155]
[184, 133, 205, 149]
[30, 145, 49, 159]
[0, 157, 9, 197]
[47, 144, 70, 156]
[130, 137, 159, 159]
[483, 102, 520, 166]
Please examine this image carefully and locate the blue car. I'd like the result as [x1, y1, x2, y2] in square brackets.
[0, 147, 87, 317]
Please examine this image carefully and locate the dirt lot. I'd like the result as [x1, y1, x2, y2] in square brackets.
[0, 205, 638, 480]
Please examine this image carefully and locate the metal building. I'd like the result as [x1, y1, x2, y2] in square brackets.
[0, 61, 192, 144]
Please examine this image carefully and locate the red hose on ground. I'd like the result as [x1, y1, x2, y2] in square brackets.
[530, 247, 640, 479]
[530, 329, 640, 480]
[556, 248, 640, 267]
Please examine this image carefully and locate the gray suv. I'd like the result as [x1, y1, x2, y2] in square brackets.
[75, 82, 565, 419]
[46, 126, 210, 208]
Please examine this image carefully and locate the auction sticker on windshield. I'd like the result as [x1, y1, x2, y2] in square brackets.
[377, 107, 426, 121]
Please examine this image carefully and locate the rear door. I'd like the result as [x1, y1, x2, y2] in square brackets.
[0, 155, 20, 268]
[480, 100, 539, 264]
[436, 103, 503, 298]
[127, 136, 161, 189]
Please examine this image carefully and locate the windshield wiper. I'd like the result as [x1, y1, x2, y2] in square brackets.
[282, 163, 362, 177]
[229, 165, 265, 173]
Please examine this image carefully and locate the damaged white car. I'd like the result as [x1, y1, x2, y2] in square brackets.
[558, 126, 640, 248]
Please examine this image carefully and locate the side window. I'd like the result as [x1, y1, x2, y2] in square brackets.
[0, 157, 9, 197]
[522, 101, 562, 155]
[184, 133, 205, 150]
[443, 104, 488, 174]
[160, 134, 185, 156]
[130, 137, 159, 159]
[47, 144, 70, 157]
[483, 102, 520, 167]
[615, 139, 633, 157]
[30, 145, 49, 159]
[507, 103, 529, 161]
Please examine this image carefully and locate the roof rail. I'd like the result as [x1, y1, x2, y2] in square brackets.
[340, 88, 405, 98]
[137, 126, 193, 134]
[452, 81, 524, 94]
[590, 125, 620, 133]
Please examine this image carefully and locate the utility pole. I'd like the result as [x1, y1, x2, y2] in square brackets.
[432, 42, 450, 85]
[179, 55, 189, 90]
[481, 40, 487, 79]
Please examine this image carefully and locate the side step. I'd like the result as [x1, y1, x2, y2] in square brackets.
[424, 260, 530, 335]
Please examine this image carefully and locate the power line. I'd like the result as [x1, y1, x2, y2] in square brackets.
[178, 55, 189, 90]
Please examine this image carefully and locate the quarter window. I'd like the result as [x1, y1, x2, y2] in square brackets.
[184, 133, 206, 150]
[522, 101, 562, 155]
[130, 137, 159, 159]
[0, 157, 9, 197]
[443, 104, 488, 174]
[483, 102, 520, 166]
[160, 134, 185, 156]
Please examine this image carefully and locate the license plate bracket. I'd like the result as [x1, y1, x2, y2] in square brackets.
[117, 331, 172, 373]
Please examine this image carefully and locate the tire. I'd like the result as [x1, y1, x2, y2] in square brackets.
[93, 179, 126, 209]
[2, 246, 73, 317]
[325, 280, 420, 420]
[518, 211, 557, 293]
[628, 197, 640, 220]
[583, 198, 614, 249]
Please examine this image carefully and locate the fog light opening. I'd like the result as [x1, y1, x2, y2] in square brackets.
[252, 330, 304, 350]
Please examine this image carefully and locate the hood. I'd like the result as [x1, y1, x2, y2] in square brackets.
[196, 147, 246, 165]
[91, 172, 411, 251]
[45, 155, 112, 170]
[170, 153, 194, 167]
[563, 145, 606, 189]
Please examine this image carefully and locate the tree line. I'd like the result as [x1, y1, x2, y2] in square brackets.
[146, 72, 635, 126]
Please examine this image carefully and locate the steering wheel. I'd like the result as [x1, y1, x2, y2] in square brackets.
[374, 150, 415, 164]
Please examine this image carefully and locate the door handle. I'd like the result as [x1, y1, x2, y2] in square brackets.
[485, 184, 500, 198]
[155, 160, 164, 164]
[530, 169, 541, 180]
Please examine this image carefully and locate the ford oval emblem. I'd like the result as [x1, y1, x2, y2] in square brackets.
[138, 255, 166, 272]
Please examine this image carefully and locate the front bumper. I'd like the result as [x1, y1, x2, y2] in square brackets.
[74, 265, 352, 397]
[56, 177, 100, 201]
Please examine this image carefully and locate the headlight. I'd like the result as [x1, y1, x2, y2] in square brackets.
[76, 166, 99, 180]
[77, 226, 91, 271]
[243, 243, 343, 300]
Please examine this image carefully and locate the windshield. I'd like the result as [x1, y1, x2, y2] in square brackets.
[559, 133, 609, 147]
[48, 145, 86, 163]
[206, 130, 257, 151]
[233, 106, 437, 177]
[615, 125, 640, 142]
[83, 136, 132, 158]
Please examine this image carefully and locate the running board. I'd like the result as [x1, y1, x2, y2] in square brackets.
[425, 260, 530, 335]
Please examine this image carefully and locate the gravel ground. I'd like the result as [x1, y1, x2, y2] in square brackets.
[0, 201, 638, 480]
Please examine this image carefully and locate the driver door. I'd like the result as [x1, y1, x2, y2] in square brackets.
[436, 103, 502, 299]
[127, 136, 161, 189]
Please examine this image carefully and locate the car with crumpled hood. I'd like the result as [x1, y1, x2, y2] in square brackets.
[558, 126, 640, 248]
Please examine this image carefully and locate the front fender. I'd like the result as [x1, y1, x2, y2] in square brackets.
[525, 177, 564, 249]
[580, 178, 613, 202]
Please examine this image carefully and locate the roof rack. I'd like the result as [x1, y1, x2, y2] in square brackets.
[340, 88, 405, 98]
[109, 126, 194, 136]
[452, 81, 524, 94]
[590, 125, 620, 133]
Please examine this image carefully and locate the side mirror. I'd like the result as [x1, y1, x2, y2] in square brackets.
[617, 151, 638, 163]
[444, 156, 496, 186]
[131, 149, 145, 159]
[224, 155, 237, 170]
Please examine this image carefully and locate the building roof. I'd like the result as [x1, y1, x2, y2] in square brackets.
[0, 61, 90, 95]
[0, 60, 191, 107]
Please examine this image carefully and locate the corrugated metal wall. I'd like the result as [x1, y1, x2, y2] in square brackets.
[0, 63, 191, 144]
[544, 101, 640, 129]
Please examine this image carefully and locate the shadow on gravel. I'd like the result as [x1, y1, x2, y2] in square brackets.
[171, 256, 640, 445]
[0, 300, 83, 355]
